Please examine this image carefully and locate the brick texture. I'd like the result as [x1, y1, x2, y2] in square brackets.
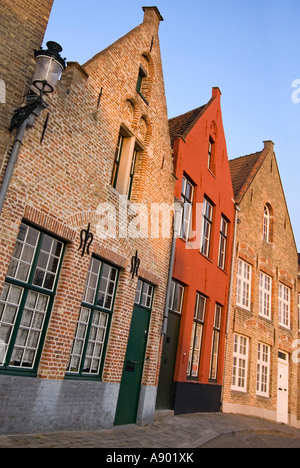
[223, 142, 299, 426]
[0, 0, 54, 169]
[0, 6, 175, 393]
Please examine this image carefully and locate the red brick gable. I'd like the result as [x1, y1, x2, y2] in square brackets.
[169, 101, 213, 147]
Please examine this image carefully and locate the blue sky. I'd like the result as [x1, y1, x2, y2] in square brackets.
[44, 0, 300, 249]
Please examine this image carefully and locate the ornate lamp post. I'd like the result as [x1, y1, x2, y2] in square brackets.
[0, 42, 66, 215]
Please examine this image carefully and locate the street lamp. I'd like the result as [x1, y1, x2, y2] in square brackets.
[31, 41, 66, 96]
[10, 41, 66, 130]
[0, 41, 66, 215]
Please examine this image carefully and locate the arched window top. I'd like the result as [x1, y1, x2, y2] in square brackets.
[263, 204, 273, 242]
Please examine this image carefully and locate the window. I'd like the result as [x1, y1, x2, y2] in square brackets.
[181, 176, 194, 241]
[168, 280, 184, 314]
[0, 223, 64, 373]
[278, 283, 290, 329]
[259, 272, 272, 320]
[237, 259, 252, 310]
[232, 334, 249, 392]
[201, 198, 213, 257]
[111, 134, 123, 190]
[218, 217, 228, 269]
[263, 205, 270, 242]
[135, 279, 154, 309]
[210, 304, 222, 380]
[111, 129, 141, 200]
[208, 137, 215, 171]
[67, 258, 118, 377]
[256, 343, 270, 397]
[127, 149, 137, 200]
[136, 66, 147, 96]
[187, 293, 206, 379]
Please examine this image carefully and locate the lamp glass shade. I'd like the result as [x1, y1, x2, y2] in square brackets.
[31, 54, 64, 94]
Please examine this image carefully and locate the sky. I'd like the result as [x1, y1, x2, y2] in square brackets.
[44, 0, 300, 249]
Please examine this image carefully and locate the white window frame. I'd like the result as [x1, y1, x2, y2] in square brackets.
[180, 176, 194, 242]
[263, 205, 270, 242]
[236, 259, 252, 310]
[256, 342, 271, 397]
[200, 198, 213, 257]
[259, 272, 272, 320]
[278, 283, 291, 329]
[231, 334, 249, 392]
[218, 216, 228, 270]
[209, 304, 222, 380]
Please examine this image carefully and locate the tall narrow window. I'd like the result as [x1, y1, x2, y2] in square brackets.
[278, 283, 290, 329]
[231, 334, 249, 392]
[111, 129, 141, 199]
[111, 134, 123, 189]
[263, 205, 270, 242]
[236, 259, 252, 310]
[187, 293, 206, 379]
[218, 216, 228, 269]
[181, 176, 194, 241]
[201, 198, 213, 257]
[256, 343, 270, 397]
[127, 149, 137, 200]
[136, 66, 147, 102]
[259, 272, 272, 319]
[0, 223, 64, 373]
[168, 280, 184, 314]
[67, 258, 118, 378]
[210, 304, 222, 380]
[208, 137, 215, 171]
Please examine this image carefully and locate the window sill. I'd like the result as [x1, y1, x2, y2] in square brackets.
[199, 252, 213, 263]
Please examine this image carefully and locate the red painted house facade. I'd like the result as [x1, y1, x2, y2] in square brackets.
[156, 88, 235, 414]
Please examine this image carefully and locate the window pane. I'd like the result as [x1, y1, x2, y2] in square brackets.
[7, 224, 40, 282]
[32, 235, 64, 291]
[0, 283, 24, 366]
[9, 291, 49, 369]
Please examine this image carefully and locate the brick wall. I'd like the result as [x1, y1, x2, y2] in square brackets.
[0, 0, 54, 169]
[223, 142, 299, 426]
[0, 6, 175, 397]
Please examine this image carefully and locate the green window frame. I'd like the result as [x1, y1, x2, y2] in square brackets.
[66, 257, 119, 379]
[0, 222, 65, 376]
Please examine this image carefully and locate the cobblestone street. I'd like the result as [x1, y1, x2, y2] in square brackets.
[0, 412, 300, 449]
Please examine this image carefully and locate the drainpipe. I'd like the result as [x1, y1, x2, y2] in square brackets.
[0, 101, 47, 216]
[221, 201, 240, 408]
[225, 202, 240, 335]
[162, 199, 181, 335]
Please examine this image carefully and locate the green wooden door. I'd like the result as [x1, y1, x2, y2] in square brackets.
[114, 304, 151, 426]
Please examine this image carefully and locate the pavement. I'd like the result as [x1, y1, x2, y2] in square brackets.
[0, 411, 300, 449]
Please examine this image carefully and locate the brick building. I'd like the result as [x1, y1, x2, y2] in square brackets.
[0, 6, 176, 433]
[156, 88, 235, 414]
[0, 0, 54, 168]
[222, 141, 299, 426]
